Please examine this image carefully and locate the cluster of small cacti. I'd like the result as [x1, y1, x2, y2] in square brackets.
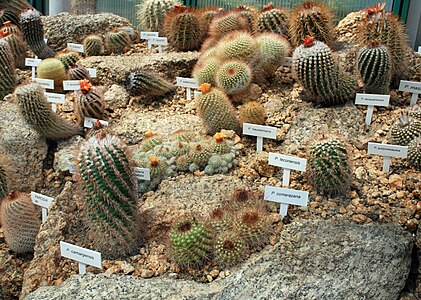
[105, 28, 131, 54]
[0, 38, 16, 100]
[136, 0, 178, 35]
[83, 34, 104, 56]
[71, 0, 96, 15]
[124, 70, 175, 97]
[74, 79, 105, 125]
[0, 21, 27, 68]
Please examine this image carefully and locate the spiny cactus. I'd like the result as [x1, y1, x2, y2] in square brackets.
[390, 113, 421, 146]
[0, 20, 21, 36]
[409, 105, 421, 121]
[71, 0, 96, 15]
[289, 1, 336, 47]
[239, 101, 266, 125]
[308, 136, 352, 196]
[0, 0, 33, 15]
[233, 204, 270, 246]
[215, 31, 257, 63]
[229, 188, 258, 210]
[136, 0, 178, 35]
[68, 63, 91, 81]
[292, 37, 356, 107]
[200, 7, 220, 37]
[0, 192, 40, 253]
[0, 39, 16, 100]
[0, 10, 20, 28]
[125, 70, 175, 97]
[255, 3, 289, 37]
[196, 84, 240, 135]
[74, 80, 105, 125]
[77, 133, 140, 258]
[187, 142, 212, 171]
[255, 32, 291, 75]
[169, 217, 213, 265]
[20, 9, 56, 59]
[192, 57, 219, 85]
[215, 60, 252, 95]
[214, 232, 245, 266]
[0, 155, 10, 200]
[14, 82, 82, 140]
[408, 137, 421, 169]
[208, 207, 231, 233]
[235, 5, 257, 32]
[83, 34, 103, 56]
[55, 49, 81, 70]
[37, 58, 67, 91]
[357, 42, 392, 94]
[105, 29, 131, 54]
[208, 11, 249, 42]
[1, 31, 27, 68]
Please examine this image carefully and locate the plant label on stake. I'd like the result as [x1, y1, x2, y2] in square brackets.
[149, 37, 168, 53]
[83, 117, 109, 129]
[86, 68, 97, 78]
[63, 80, 81, 91]
[31, 192, 53, 223]
[368, 142, 408, 172]
[268, 153, 307, 216]
[355, 93, 390, 125]
[45, 92, 65, 113]
[176, 77, 199, 100]
[399, 80, 421, 106]
[67, 43, 84, 53]
[60, 241, 102, 275]
[264, 186, 309, 219]
[242, 123, 277, 152]
[134, 167, 151, 181]
[141, 32, 159, 49]
[25, 58, 42, 79]
[34, 78, 54, 90]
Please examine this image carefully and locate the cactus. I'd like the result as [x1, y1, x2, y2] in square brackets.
[196, 84, 240, 135]
[169, 217, 213, 265]
[233, 204, 269, 246]
[229, 189, 258, 210]
[0, 20, 21, 36]
[164, 6, 203, 52]
[74, 80, 105, 125]
[201, 8, 220, 36]
[408, 137, 421, 169]
[0, 39, 16, 100]
[255, 3, 289, 37]
[0, 192, 40, 253]
[215, 31, 257, 63]
[0, 10, 20, 28]
[255, 32, 291, 75]
[214, 232, 245, 266]
[292, 37, 356, 107]
[68, 64, 91, 81]
[0, 0, 33, 14]
[105, 28, 131, 54]
[215, 60, 251, 95]
[308, 136, 352, 196]
[14, 82, 83, 140]
[409, 105, 421, 121]
[71, 0, 96, 15]
[1, 31, 27, 68]
[20, 9, 56, 59]
[187, 142, 212, 171]
[37, 58, 67, 91]
[83, 34, 103, 56]
[132, 154, 170, 192]
[289, 1, 335, 47]
[192, 57, 219, 85]
[239, 101, 266, 125]
[357, 42, 392, 94]
[55, 49, 81, 70]
[136, 0, 178, 35]
[235, 5, 257, 32]
[0, 155, 10, 199]
[77, 133, 140, 258]
[208, 11, 249, 42]
[208, 207, 231, 233]
[390, 113, 421, 146]
[125, 70, 175, 97]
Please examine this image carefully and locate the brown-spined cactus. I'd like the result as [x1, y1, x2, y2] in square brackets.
[390, 112, 421, 146]
[71, 0, 96, 15]
[214, 232, 245, 266]
[125, 69, 175, 97]
[255, 3, 289, 37]
[255, 32, 291, 76]
[74, 79, 105, 125]
[14, 82, 83, 140]
[0, 0, 33, 15]
[239, 101, 266, 125]
[36, 58, 67, 91]
[0, 192, 40, 253]
[208, 11, 249, 42]
[83, 34, 103, 56]
[200, 7, 220, 37]
[0, 38, 16, 100]
[136, 0, 178, 35]
[0, 30, 27, 68]
[67, 63, 91, 81]
[105, 28, 131, 54]
[235, 5, 257, 33]
[0, 11, 20, 29]
[233, 203, 270, 246]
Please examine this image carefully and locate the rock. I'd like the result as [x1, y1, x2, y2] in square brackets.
[335, 11, 366, 45]
[248, 151, 276, 177]
[389, 174, 403, 189]
[26, 220, 413, 300]
[104, 85, 130, 110]
[415, 225, 421, 298]
[54, 136, 84, 174]
[0, 102, 47, 192]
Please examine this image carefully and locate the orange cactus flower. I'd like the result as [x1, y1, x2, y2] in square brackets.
[214, 132, 225, 143]
[79, 79, 92, 93]
[198, 83, 211, 93]
[145, 130, 154, 137]
[149, 156, 159, 167]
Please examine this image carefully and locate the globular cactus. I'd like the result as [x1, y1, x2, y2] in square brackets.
[235, 5, 257, 32]
[409, 105, 421, 121]
[37, 58, 67, 91]
[0, 192, 40, 253]
[239, 101, 266, 125]
[196, 84, 240, 135]
[125, 70, 175, 97]
[20, 9, 56, 59]
[105, 29, 131, 54]
[208, 11, 249, 42]
[308, 136, 352, 196]
[77, 133, 140, 258]
[0, 39, 16, 100]
[255, 32, 291, 75]
[14, 82, 83, 140]
[214, 232, 245, 266]
[192, 57, 219, 85]
[71, 0, 96, 15]
[83, 34, 103, 56]
[208, 207, 231, 233]
[1, 30, 27, 68]
[289, 1, 336, 47]
[0, 10, 20, 28]
[140, 130, 163, 152]
[390, 113, 421, 146]
[357, 42, 392, 94]
[408, 137, 421, 169]
[255, 3, 289, 37]
[215, 60, 252, 95]
[74, 80, 105, 125]
[164, 6, 203, 52]
[229, 188, 258, 210]
[200, 7, 220, 37]
[233, 204, 270, 246]
[136, 0, 178, 35]
[55, 49, 81, 70]
[187, 142, 211, 171]
[68, 64, 91, 81]
[292, 37, 356, 107]
[0, 155, 10, 200]
[169, 217, 212, 265]
[132, 154, 170, 193]
[215, 31, 257, 63]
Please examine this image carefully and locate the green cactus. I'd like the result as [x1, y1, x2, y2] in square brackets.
[208, 11, 249, 42]
[215, 60, 252, 95]
[74, 79, 104, 125]
[0, 39, 16, 100]
[68, 64, 91, 81]
[187, 142, 212, 171]
[1, 32, 27, 68]
[71, 0, 96, 15]
[192, 57, 219, 86]
[37, 58, 68, 91]
[0, 192, 40, 253]
[0, 10, 20, 28]
[292, 37, 357, 107]
[234, 204, 269, 246]
[255, 3, 289, 37]
[14, 82, 82, 140]
[77, 133, 140, 258]
[201, 8, 219, 37]
[132, 154, 170, 193]
[239, 101, 266, 125]
[83, 34, 103, 56]
[308, 136, 352, 196]
[214, 232, 245, 266]
[105, 29, 131, 54]
[390, 113, 421, 146]
[169, 217, 213, 265]
[170, 130, 197, 142]
[408, 137, 421, 169]
[0, 155, 10, 199]
[215, 31, 257, 63]
[208, 207, 231, 233]
[20, 9, 56, 59]
[255, 32, 291, 75]
[136, 0, 178, 35]
[125, 70, 175, 97]
[55, 49, 81, 70]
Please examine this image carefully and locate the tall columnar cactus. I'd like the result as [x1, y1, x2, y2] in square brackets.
[308, 136, 352, 196]
[1, 31, 27, 68]
[0, 155, 10, 200]
[37, 58, 68, 91]
[214, 232, 245, 266]
[14, 82, 83, 140]
[77, 133, 140, 258]
[357, 42, 392, 94]
[239, 101, 266, 125]
[83, 34, 103, 56]
[255, 32, 291, 75]
[105, 28, 131, 54]
[255, 3, 289, 37]
[390, 113, 421, 146]
[208, 11, 249, 42]
[289, 1, 336, 47]
[292, 37, 356, 107]
[136, 0, 178, 35]
[0, 192, 40, 253]
[68, 64, 91, 81]
[196, 84, 240, 135]
[192, 57, 219, 85]
[408, 137, 421, 169]
[215, 60, 252, 95]
[125, 70, 175, 97]
[74, 80, 105, 125]
[0, 10, 20, 28]
[20, 9, 56, 59]
[55, 49, 81, 70]
[0, 39, 16, 100]
[215, 31, 257, 63]
[71, 0, 96, 15]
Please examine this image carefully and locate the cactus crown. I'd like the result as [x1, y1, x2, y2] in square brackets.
[366, 2, 386, 16]
[198, 83, 211, 93]
[79, 79, 92, 93]
[303, 36, 315, 47]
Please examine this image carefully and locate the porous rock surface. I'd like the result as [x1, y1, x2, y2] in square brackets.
[26, 220, 413, 300]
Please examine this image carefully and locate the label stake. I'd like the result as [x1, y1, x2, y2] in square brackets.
[31, 192, 53, 223]
[243, 123, 277, 152]
[368, 142, 408, 172]
[176, 77, 198, 100]
[355, 93, 390, 125]
[60, 241, 102, 275]
[399, 80, 421, 106]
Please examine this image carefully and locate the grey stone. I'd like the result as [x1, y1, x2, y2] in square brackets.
[53, 136, 84, 174]
[104, 84, 130, 110]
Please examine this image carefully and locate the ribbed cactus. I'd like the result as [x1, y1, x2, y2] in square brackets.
[169, 217, 212, 265]
[37, 58, 67, 91]
[292, 37, 356, 107]
[0, 20, 21, 36]
[0, 39, 16, 100]
[308, 136, 352, 196]
[255, 3, 289, 37]
[55, 49, 80, 70]
[0, 155, 10, 199]
[408, 137, 421, 169]
[68, 64, 91, 81]
[0, 10, 20, 28]
[233, 204, 269, 246]
[289, 1, 335, 47]
[239, 101, 266, 125]
[255, 32, 291, 75]
[1, 31, 27, 68]
[390, 113, 421, 146]
[187, 142, 212, 170]
[71, 0, 96, 15]
[136, 0, 178, 35]
[14, 82, 82, 140]
[208, 11, 249, 42]
[214, 232, 245, 266]
[125, 70, 175, 97]
[74, 80, 105, 125]
[215, 31, 257, 63]
[77, 133, 140, 258]
[208, 207, 231, 233]
[201, 8, 219, 37]
[196, 84, 240, 135]
[0, 0, 33, 14]
[83, 34, 103, 56]
[215, 60, 251, 95]
[105, 29, 131, 54]
[357, 42, 392, 94]
[192, 57, 219, 85]
[409, 106, 421, 121]
[20, 9, 56, 59]
[0, 192, 40, 253]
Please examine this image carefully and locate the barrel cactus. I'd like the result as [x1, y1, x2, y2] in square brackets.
[390, 113, 421, 146]
[408, 137, 421, 169]
[68, 64, 91, 81]
[233, 204, 270, 246]
[0, 155, 10, 200]
[255, 32, 291, 75]
[214, 232, 245, 266]
[74, 79, 105, 125]
[37, 58, 68, 91]
[0, 9, 20, 27]
[105, 29, 131, 54]
[255, 3, 289, 37]
[215, 60, 252, 95]
[83, 34, 103, 56]
[136, 0, 178, 35]
[208, 11, 249, 42]
[192, 57, 219, 85]
[1, 30, 27, 68]
[55, 49, 81, 70]
[125, 70, 175, 97]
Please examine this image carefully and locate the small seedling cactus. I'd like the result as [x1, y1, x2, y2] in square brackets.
[37, 58, 68, 91]
[408, 137, 421, 169]
[208, 207, 231, 233]
[233, 204, 270, 246]
[214, 232, 245, 266]
[125, 70, 175, 97]
[136, 0, 178, 35]
[83, 34, 103, 56]
[255, 3, 289, 37]
[239, 101, 266, 125]
[105, 28, 131, 54]
[390, 113, 421, 146]
[215, 60, 252, 95]
[0, 39, 16, 100]
[74, 80, 105, 125]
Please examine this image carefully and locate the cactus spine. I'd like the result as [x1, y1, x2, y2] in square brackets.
[125, 70, 175, 97]
[0, 39, 16, 100]
[36, 58, 67, 91]
[1, 31, 27, 68]
[215, 31, 257, 63]
[408, 137, 421, 169]
[255, 32, 291, 75]
[105, 29, 131, 54]
[71, 0, 96, 15]
[136, 0, 178, 35]
[83, 34, 103, 56]
[255, 3, 289, 37]
[14, 82, 83, 140]
[239, 101, 266, 125]
[215, 60, 252, 95]
[208, 12, 249, 42]
[214, 232, 245, 266]
[74, 80, 105, 125]
[390, 113, 421, 146]
[192, 57, 219, 85]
